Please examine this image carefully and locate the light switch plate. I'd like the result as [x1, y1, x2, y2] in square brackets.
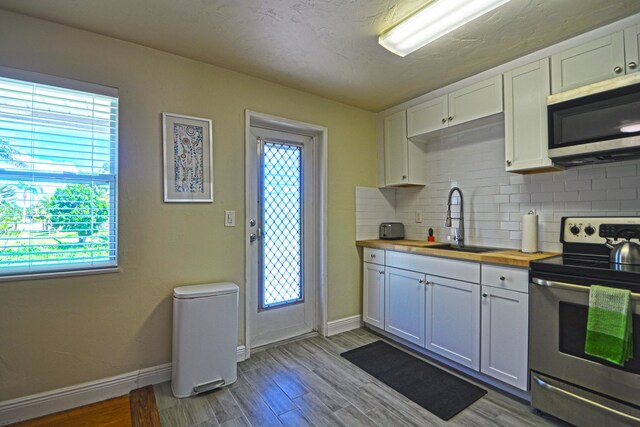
[225, 210, 236, 227]
[415, 211, 423, 223]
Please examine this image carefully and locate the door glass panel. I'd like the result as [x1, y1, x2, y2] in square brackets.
[558, 302, 640, 374]
[260, 141, 303, 309]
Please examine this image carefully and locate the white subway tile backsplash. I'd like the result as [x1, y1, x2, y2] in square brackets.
[606, 164, 637, 178]
[356, 124, 640, 251]
[592, 178, 620, 190]
[607, 188, 637, 200]
[565, 180, 591, 191]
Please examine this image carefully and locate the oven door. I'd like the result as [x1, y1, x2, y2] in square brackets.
[529, 276, 640, 406]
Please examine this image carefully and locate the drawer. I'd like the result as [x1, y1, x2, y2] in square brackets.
[386, 251, 480, 283]
[481, 264, 528, 293]
[363, 248, 385, 265]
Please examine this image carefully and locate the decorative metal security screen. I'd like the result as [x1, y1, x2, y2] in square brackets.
[259, 140, 304, 309]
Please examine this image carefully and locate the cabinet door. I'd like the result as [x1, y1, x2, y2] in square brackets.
[480, 286, 529, 390]
[383, 110, 408, 186]
[624, 24, 640, 75]
[504, 59, 554, 172]
[551, 32, 625, 93]
[385, 267, 425, 346]
[425, 275, 480, 370]
[406, 95, 448, 138]
[448, 75, 503, 127]
[363, 262, 385, 329]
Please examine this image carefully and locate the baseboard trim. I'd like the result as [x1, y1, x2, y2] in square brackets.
[326, 315, 362, 336]
[236, 345, 246, 362]
[0, 345, 247, 425]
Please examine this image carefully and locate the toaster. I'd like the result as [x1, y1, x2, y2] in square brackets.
[379, 222, 405, 240]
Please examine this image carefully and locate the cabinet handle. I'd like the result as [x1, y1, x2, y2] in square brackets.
[370, 254, 376, 258]
[506, 160, 512, 167]
[614, 66, 623, 73]
[379, 270, 384, 275]
[629, 62, 638, 70]
[499, 276, 506, 281]
[441, 118, 447, 124]
[448, 116, 454, 121]
[402, 175, 407, 180]
[482, 293, 488, 298]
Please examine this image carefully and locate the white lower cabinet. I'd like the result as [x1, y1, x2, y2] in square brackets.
[480, 285, 529, 390]
[362, 250, 530, 393]
[425, 275, 480, 370]
[385, 267, 426, 347]
[363, 261, 385, 329]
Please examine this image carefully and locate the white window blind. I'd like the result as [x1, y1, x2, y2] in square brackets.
[0, 72, 118, 277]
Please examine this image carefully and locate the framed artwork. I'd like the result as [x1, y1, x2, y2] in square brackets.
[162, 112, 213, 202]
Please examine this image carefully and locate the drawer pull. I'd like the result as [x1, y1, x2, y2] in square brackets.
[482, 293, 488, 298]
[499, 276, 505, 281]
[370, 254, 376, 258]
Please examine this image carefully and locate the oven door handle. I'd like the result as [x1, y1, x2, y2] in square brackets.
[533, 376, 640, 423]
[531, 277, 640, 300]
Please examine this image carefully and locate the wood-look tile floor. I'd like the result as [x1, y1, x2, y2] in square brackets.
[154, 328, 569, 426]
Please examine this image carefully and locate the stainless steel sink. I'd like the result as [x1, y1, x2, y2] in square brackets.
[434, 245, 500, 253]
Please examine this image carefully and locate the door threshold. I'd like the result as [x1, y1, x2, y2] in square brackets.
[251, 331, 319, 353]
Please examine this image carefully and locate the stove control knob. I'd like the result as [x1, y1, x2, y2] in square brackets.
[570, 225, 581, 235]
[584, 225, 595, 236]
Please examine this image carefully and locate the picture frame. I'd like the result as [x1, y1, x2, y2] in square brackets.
[162, 112, 213, 202]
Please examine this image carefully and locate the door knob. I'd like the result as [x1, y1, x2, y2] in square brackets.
[249, 218, 256, 227]
[249, 233, 257, 243]
[614, 66, 623, 73]
[629, 62, 638, 70]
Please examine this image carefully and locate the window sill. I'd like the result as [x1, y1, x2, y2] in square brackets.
[0, 267, 120, 282]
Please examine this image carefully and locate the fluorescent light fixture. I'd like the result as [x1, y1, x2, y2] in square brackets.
[379, 0, 513, 57]
[621, 124, 640, 133]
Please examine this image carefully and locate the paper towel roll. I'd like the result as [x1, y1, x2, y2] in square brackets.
[521, 211, 538, 253]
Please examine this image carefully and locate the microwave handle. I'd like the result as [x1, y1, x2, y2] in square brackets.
[532, 277, 640, 300]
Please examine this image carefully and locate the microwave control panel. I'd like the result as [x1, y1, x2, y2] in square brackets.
[562, 217, 640, 244]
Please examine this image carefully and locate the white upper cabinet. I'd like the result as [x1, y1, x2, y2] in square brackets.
[383, 110, 427, 187]
[504, 58, 557, 173]
[407, 76, 503, 141]
[550, 29, 640, 93]
[406, 95, 448, 136]
[448, 75, 503, 126]
[625, 24, 640, 74]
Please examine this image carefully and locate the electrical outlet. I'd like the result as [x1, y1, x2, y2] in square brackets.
[415, 211, 423, 223]
[224, 210, 236, 227]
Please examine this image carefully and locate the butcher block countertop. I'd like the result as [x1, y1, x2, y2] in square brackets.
[356, 239, 558, 268]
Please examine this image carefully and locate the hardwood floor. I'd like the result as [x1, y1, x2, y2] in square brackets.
[10, 386, 159, 427]
[154, 328, 569, 426]
[11, 395, 132, 427]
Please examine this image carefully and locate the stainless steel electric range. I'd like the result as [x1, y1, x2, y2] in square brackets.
[529, 217, 640, 426]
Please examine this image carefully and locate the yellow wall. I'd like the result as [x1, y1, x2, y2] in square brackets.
[0, 10, 376, 400]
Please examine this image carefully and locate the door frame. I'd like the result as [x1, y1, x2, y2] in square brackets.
[244, 110, 328, 358]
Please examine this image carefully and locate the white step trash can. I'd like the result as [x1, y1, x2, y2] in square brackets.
[171, 282, 239, 398]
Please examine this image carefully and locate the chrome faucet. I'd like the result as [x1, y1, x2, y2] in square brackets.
[445, 187, 464, 247]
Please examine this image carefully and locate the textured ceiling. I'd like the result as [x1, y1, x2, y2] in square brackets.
[1, 0, 639, 111]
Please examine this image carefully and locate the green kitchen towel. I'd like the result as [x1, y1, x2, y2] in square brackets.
[585, 285, 633, 366]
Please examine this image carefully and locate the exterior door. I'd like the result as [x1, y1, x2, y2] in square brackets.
[247, 126, 315, 348]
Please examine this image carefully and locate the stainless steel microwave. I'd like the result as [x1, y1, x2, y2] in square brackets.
[547, 74, 640, 167]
